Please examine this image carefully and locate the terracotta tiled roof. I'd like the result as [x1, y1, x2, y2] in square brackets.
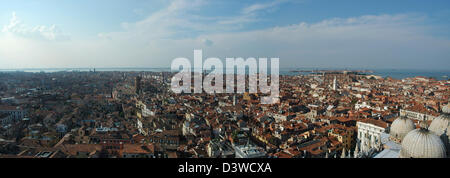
[121, 144, 154, 154]
[358, 118, 388, 128]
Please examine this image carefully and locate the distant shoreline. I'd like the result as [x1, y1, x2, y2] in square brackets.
[0, 68, 449, 81]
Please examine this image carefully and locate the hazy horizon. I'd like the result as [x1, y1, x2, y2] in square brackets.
[1, 66, 450, 71]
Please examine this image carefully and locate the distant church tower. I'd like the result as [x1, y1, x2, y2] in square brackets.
[332, 76, 337, 91]
[135, 76, 142, 95]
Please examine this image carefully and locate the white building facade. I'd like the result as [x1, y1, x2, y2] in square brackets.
[357, 120, 387, 153]
[400, 109, 436, 121]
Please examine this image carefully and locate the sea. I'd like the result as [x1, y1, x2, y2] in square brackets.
[0, 68, 449, 81]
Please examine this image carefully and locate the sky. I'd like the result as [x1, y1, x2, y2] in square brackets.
[1, 0, 450, 70]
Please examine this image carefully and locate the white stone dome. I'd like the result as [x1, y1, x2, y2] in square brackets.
[399, 129, 447, 158]
[429, 113, 450, 136]
[429, 103, 450, 157]
[390, 116, 415, 143]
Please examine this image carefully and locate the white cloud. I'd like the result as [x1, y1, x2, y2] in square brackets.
[242, 0, 290, 15]
[1, 12, 69, 41]
[218, 0, 293, 26]
[1, 12, 20, 33]
[98, 0, 211, 42]
[217, 14, 258, 25]
[100, 0, 292, 42]
[167, 0, 205, 12]
[91, 13, 450, 69]
[100, 0, 293, 41]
